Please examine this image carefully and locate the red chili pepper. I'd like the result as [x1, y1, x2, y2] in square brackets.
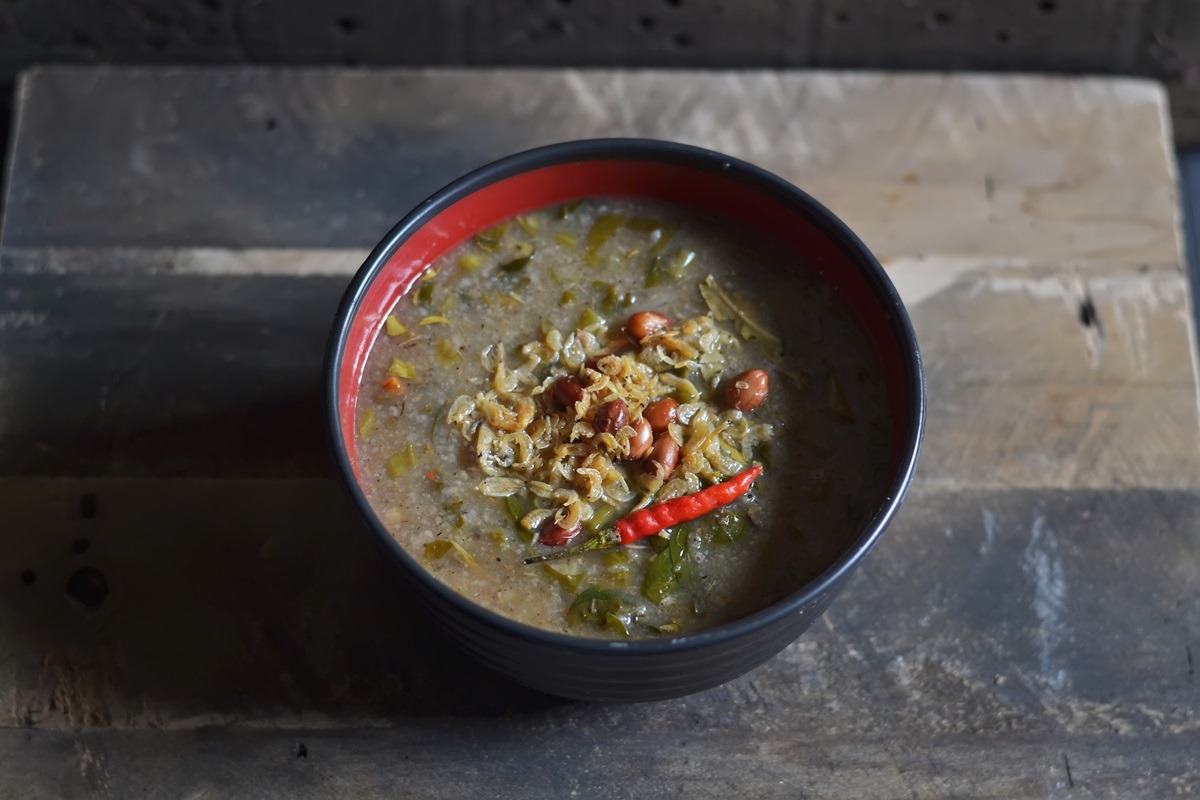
[613, 464, 762, 544]
[524, 465, 763, 564]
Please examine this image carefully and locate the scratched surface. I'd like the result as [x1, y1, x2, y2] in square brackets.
[0, 68, 1197, 798]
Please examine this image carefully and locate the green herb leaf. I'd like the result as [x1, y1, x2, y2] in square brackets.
[385, 315, 407, 336]
[641, 526, 692, 603]
[567, 587, 622, 627]
[358, 408, 377, 438]
[388, 358, 417, 379]
[828, 374, 856, 421]
[542, 564, 584, 593]
[503, 495, 533, 543]
[586, 214, 624, 265]
[474, 223, 509, 252]
[499, 255, 532, 274]
[554, 232, 578, 249]
[555, 200, 582, 220]
[458, 253, 484, 271]
[700, 508, 747, 548]
[698, 275, 781, 349]
[515, 215, 540, 236]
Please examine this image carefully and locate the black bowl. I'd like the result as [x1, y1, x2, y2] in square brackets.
[326, 139, 925, 702]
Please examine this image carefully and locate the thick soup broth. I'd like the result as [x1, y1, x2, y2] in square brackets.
[355, 199, 891, 638]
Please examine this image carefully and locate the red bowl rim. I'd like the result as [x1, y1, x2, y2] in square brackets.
[325, 138, 926, 656]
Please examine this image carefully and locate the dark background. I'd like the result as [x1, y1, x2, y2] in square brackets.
[0, 0, 1198, 156]
[1, 0, 1198, 272]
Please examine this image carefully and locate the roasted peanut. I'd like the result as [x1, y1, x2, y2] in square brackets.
[593, 399, 630, 434]
[722, 369, 769, 412]
[626, 311, 671, 341]
[624, 417, 654, 460]
[552, 376, 585, 409]
[643, 434, 681, 480]
[643, 398, 679, 433]
[539, 520, 583, 547]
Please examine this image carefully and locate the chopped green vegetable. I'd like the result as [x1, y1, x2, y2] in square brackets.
[503, 495, 533, 542]
[504, 494, 528, 523]
[419, 315, 450, 326]
[642, 525, 692, 603]
[415, 283, 434, 306]
[555, 200, 582, 220]
[586, 504, 620, 533]
[605, 613, 631, 638]
[388, 358, 416, 379]
[542, 564, 584, 593]
[358, 408, 377, 438]
[578, 307, 605, 331]
[458, 253, 484, 271]
[386, 443, 418, 478]
[554, 232, 578, 249]
[425, 539, 453, 559]
[567, 587, 621, 627]
[586, 214, 624, 265]
[647, 221, 678, 256]
[700, 508, 748, 547]
[604, 549, 630, 567]
[594, 281, 619, 314]
[436, 339, 461, 363]
[559, 290, 576, 306]
[385, 315, 406, 336]
[828, 374, 856, 421]
[645, 256, 667, 287]
[474, 223, 509, 252]
[499, 255, 532, 273]
[515, 215, 539, 235]
[699, 275, 781, 349]
[424, 539, 478, 567]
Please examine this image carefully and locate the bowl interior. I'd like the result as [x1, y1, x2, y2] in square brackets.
[335, 156, 916, 487]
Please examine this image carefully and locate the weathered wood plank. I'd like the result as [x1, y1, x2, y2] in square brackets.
[4, 727, 1198, 800]
[1, 68, 1182, 267]
[1, 481, 1196, 733]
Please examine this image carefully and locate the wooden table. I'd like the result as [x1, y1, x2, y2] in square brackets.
[1, 67, 1198, 798]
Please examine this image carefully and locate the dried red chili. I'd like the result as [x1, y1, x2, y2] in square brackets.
[524, 465, 763, 564]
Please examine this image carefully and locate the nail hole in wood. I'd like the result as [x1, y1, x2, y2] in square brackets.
[336, 16, 359, 34]
[71, 538, 90, 555]
[20, 569, 36, 586]
[1078, 296, 1100, 331]
[67, 567, 109, 611]
[80, 493, 97, 520]
[294, 742, 309, 759]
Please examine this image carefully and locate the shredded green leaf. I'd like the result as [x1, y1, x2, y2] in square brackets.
[386, 443, 418, 478]
[515, 215, 540, 236]
[499, 255, 532, 274]
[474, 223, 509, 252]
[554, 232, 578, 249]
[586, 214, 624, 265]
[698, 275, 781, 349]
[425, 539, 478, 567]
[567, 587, 622, 627]
[642, 525, 692, 602]
[559, 289, 577, 306]
[458, 252, 484, 271]
[385, 315, 406, 336]
[542, 564, 584, 593]
[388, 358, 417, 379]
[358, 408, 377, 438]
[828, 374, 856, 421]
[415, 283, 434, 306]
[436, 339, 461, 363]
[555, 200, 582, 220]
